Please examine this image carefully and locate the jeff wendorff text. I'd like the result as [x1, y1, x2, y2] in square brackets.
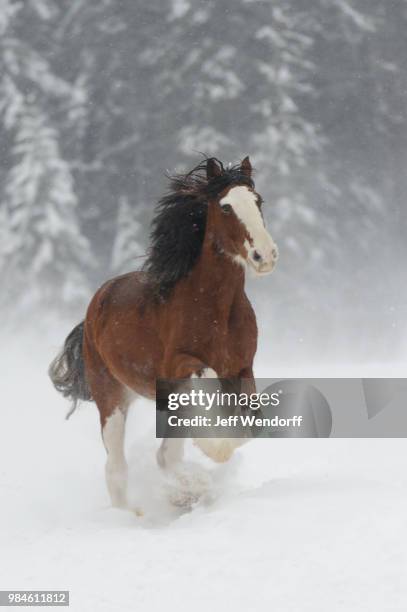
[167, 415, 303, 427]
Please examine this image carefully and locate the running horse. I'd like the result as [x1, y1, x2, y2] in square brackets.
[49, 156, 278, 508]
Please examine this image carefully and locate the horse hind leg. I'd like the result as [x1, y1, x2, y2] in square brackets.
[84, 340, 132, 508]
[102, 402, 129, 508]
[92, 375, 138, 506]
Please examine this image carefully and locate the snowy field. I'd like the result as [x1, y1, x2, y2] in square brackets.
[1, 336, 406, 612]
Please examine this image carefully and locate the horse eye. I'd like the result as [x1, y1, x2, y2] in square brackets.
[221, 203, 232, 214]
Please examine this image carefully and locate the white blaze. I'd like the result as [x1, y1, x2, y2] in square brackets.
[220, 185, 278, 273]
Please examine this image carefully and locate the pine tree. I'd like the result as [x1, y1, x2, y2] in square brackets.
[0, 1, 91, 314]
[1, 0, 407, 356]
[5, 108, 91, 305]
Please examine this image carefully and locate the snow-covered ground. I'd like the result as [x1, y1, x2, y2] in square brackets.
[1, 336, 406, 611]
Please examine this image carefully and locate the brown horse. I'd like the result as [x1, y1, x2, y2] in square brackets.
[49, 156, 278, 508]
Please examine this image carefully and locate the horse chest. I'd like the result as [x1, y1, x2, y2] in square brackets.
[165, 281, 257, 376]
[196, 303, 256, 373]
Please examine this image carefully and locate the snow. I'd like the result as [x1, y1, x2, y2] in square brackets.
[1, 338, 406, 611]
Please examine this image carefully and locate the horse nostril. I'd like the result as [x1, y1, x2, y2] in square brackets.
[252, 250, 262, 262]
[272, 248, 278, 260]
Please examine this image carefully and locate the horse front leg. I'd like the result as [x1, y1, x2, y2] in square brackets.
[193, 366, 256, 463]
[156, 355, 216, 469]
[158, 356, 253, 466]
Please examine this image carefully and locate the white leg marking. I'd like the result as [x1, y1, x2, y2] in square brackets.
[103, 408, 128, 508]
[191, 368, 249, 462]
[193, 437, 248, 463]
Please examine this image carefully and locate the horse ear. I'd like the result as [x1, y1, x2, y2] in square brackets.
[241, 156, 252, 177]
[206, 158, 223, 180]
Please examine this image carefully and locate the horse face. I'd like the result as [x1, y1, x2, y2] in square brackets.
[217, 184, 279, 275]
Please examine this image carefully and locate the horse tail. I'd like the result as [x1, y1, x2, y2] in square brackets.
[48, 321, 92, 419]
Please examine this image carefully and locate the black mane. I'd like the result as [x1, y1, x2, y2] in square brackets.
[143, 158, 254, 298]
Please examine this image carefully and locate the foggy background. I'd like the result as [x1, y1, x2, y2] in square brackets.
[1, 6, 407, 605]
[1, 0, 406, 365]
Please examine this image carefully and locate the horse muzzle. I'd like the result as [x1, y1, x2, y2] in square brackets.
[248, 242, 279, 275]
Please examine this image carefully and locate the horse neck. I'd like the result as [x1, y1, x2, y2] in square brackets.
[187, 207, 245, 313]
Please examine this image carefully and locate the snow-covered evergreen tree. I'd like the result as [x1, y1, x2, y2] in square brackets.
[0, 0, 91, 314]
[2, 107, 91, 310]
[0, 0, 406, 357]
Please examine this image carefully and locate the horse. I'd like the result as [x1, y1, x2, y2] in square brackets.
[49, 156, 278, 508]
